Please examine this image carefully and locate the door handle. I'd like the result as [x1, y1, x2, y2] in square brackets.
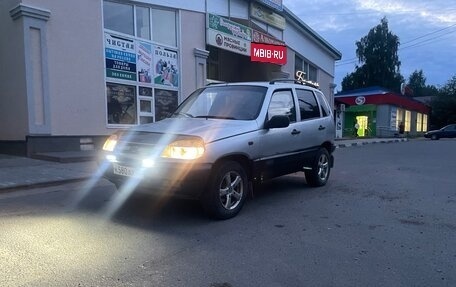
[291, 129, 301, 135]
[318, 125, 326, 130]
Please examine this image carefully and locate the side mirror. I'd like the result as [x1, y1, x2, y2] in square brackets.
[264, 115, 290, 129]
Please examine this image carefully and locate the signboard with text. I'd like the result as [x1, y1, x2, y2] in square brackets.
[105, 33, 137, 81]
[251, 2, 286, 30]
[207, 13, 252, 56]
[251, 43, 287, 65]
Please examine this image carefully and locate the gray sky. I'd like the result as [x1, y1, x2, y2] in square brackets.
[282, 0, 456, 91]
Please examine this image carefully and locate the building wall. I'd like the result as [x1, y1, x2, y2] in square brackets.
[1, 0, 340, 154]
[0, 0, 28, 140]
[180, 10, 206, 99]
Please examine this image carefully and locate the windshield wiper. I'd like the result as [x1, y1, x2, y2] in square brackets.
[173, 112, 194, 118]
[194, 115, 236, 120]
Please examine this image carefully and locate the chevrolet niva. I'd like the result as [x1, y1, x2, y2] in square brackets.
[101, 80, 336, 219]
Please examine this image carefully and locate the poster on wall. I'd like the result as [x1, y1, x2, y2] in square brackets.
[154, 89, 178, 121]
[154, 46, 179, 87]
[137, 42, 152, 83]
[390, 107, 397, 131]
[106, 83, 137, 125]
[104, 33, 137, 81]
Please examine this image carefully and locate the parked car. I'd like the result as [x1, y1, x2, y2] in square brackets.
[101, 80, 336, 219]
[424, 124, 456, 140]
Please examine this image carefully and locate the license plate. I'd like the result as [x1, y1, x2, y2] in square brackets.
[113, 163, 135, 177]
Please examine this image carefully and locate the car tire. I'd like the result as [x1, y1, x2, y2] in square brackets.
[305, 148, 331, 187]
[201, 161, 248, 220]
[431, 134, 439, 140]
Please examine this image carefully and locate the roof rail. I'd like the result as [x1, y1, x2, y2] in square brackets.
[270, 78, 320, 89]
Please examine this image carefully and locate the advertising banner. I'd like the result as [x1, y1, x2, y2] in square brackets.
[251, 2, 285, 29]
[253, 30, 285, 46]
[251, 43, 287, 65]
[154, 46, 179, 87]
[105, 33, 137, 81]
[207, 13, 252, 56]
[207, 29, 250, 56]
[137, 42, 152, 83]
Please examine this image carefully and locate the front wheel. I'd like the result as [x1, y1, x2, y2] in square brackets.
[431, 134, 439, 140]
[305, 148, 331, 187]
[201, 161, 248, 220]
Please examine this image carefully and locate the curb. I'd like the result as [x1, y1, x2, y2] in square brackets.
[0, 177, 89, 193]
[335, 138, 408, 148]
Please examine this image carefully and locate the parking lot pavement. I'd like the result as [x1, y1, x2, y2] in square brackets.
[0, 137, 409, 192]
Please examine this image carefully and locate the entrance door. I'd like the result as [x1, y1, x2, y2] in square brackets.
[356, 116, 369, 137]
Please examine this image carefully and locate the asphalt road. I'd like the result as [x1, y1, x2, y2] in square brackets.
[0, 139, 455, 287]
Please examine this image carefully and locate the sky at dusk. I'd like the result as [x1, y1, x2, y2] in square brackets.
[282, 0, 456, 91]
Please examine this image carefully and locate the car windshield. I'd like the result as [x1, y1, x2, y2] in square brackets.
[172, 85, 267, 120]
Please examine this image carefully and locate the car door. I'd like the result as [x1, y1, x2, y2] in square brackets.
[256, 89, 302, 179]
[294, 89, 328, 166]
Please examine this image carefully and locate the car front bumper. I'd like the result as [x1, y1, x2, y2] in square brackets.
[101, 156, 212, 199]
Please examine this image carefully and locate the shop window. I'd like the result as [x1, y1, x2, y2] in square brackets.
[396, 108, 404, 131]
[103, 1, 134, 36]
[294, 55, 318, 82]
[416, 113, 423, 132]
[136, 6, 151, 40]
[405, 110, 411, 132]
[422, 114, 428, 132]
[155, 89, 178, 121]
[296, 89, 320, 120]
[103, 1, 179, 127]
[152, 9, 177, 47]
[106, 83, 137, 125]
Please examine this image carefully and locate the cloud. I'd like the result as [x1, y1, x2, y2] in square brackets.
[282, 0, 456, 86]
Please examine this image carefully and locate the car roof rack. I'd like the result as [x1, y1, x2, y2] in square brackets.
[269, 78, 320, 89]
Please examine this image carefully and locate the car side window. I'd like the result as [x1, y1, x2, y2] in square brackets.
[268, 90, 296, 122]
[315, 90, 331, 117]
[296, 89, 320, 120]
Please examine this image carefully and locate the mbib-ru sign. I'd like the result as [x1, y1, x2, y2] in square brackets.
[251, 43, 287, 65]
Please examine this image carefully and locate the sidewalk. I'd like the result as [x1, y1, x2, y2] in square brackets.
[0, 137, 408, 192]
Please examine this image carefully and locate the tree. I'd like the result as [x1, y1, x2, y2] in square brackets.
[342, 17, 404, 92]
[430, 75, 456, 128]
[407, 70, 439, 97]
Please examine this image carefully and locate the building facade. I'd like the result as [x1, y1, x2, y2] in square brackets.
[0, 0, 341, 156]
[335, 87, 430, 138]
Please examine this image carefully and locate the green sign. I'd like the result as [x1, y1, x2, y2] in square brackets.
[106, 69, 137, 81]
[208, 13, 252, 41]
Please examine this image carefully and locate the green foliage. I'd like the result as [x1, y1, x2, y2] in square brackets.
[342, 17, 404, 92]
[407, 70, 439, 97]
[430, 76, 456, 128]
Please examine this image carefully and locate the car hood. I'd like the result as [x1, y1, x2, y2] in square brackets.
[128, 118, 260, 143]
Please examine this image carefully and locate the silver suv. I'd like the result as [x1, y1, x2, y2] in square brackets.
[101, 80, 335, 219]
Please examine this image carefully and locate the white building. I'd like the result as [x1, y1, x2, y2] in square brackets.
[0, 0, 341, 157]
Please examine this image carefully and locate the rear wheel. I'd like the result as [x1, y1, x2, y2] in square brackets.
[201, 161, 248, 220]
[305, 148, 331, 187]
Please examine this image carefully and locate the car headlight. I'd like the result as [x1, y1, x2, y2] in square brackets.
[161, 138, 205, 160]
[102, 133, 120, 152]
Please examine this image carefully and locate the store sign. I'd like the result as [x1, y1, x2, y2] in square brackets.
[251, 2, 286, 30]
[355, 96, 366, 105]
[253, 30, 285, 46]
[207, 14, 251, 56]
[154, 46, 179, 87]
[257, 0, 283, 11]
[105, 33, 137, 81]
[251, 43, 286, 65]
